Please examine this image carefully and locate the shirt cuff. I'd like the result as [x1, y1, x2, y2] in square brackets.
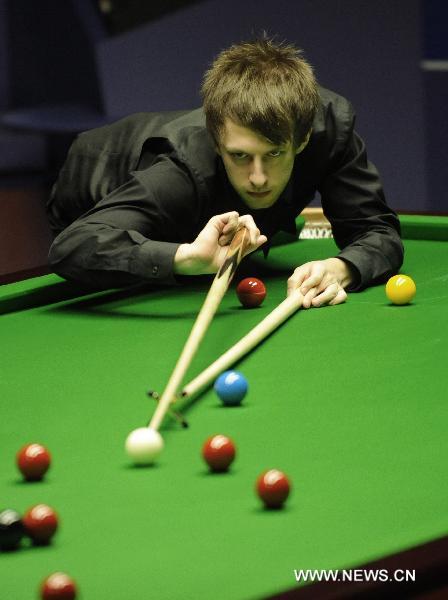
[129, 240, 180, 285]
[334, 252, 362, 292]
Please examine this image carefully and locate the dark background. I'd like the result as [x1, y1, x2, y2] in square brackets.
[0, 0, 446, 281]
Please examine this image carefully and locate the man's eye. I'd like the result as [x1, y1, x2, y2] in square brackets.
[268, 150, 282, 157]
[231, 153, 248, 160]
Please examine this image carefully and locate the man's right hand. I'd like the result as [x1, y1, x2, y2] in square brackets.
[173, 211, 267, 276]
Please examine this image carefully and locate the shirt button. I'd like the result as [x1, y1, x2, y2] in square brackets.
[152, 265, 159, 275]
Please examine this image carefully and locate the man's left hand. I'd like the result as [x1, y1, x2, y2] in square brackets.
[287, 258, 353, 308]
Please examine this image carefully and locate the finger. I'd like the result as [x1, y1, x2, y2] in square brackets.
[210, 211, 239, 228]
[238, 215, 260, 247]
[217, 212, 240, 245]
[231, 215, 267, 254]
[255, 234, 268, 249]
[221, 211, 240, 234]
[302, 287, 318, 309]
[311, 283, 341, 308]
[287, 266, 311, 296]
[328, 287, 348, 306]
[300, 267, 326, 296]
[239, 232, 267, 255]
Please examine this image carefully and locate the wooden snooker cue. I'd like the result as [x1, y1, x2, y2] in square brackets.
[179, 288, 304, 400]
[148, 226, 251, 430]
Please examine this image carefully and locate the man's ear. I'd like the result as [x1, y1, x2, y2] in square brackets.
[295, 129, 312, 154]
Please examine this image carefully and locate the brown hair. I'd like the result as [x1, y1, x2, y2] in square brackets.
[201, 37, 319, 148]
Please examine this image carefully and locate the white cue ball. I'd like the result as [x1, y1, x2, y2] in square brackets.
[125, 427, 164, 465]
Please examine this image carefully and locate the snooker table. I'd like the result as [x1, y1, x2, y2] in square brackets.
[1, 214, 448, 600]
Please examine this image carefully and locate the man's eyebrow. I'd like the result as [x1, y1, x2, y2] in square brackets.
[224, 147, 247, 153]
[224, 145, 285, 153]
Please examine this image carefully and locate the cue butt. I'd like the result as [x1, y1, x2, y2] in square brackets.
[148, 226, 250, 431]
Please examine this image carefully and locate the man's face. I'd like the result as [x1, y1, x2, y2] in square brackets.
[217, 118, 300, 210]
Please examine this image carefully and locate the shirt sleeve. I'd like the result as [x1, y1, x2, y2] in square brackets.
[48, 156, 201, 289]
[319, 126, 404, 291]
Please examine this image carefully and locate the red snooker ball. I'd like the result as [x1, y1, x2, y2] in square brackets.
[202, 434, 236, 472]
[23, 504, 58, 545]
[236, 277, 266, 308]
[16, 443, 51, 481]
[256, 469, 291, 509]
[40, 572, 77, 600]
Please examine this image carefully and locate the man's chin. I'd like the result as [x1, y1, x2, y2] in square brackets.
[241, 193, 278, 210]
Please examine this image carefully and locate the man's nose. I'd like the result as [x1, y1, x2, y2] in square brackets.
[248, 158, 268, 188]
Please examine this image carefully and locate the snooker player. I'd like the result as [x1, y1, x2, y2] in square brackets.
[47, 37, 403, 309]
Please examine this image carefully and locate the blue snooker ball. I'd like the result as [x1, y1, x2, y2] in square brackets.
[214, 371, 248, 406]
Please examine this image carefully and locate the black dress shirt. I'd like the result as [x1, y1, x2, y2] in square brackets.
[47, 87, 403, 290]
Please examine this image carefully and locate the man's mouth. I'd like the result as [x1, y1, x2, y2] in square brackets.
[247, 191, 271, 198]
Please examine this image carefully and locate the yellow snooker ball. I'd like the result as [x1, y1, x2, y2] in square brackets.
[385, 274, 416, 305]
